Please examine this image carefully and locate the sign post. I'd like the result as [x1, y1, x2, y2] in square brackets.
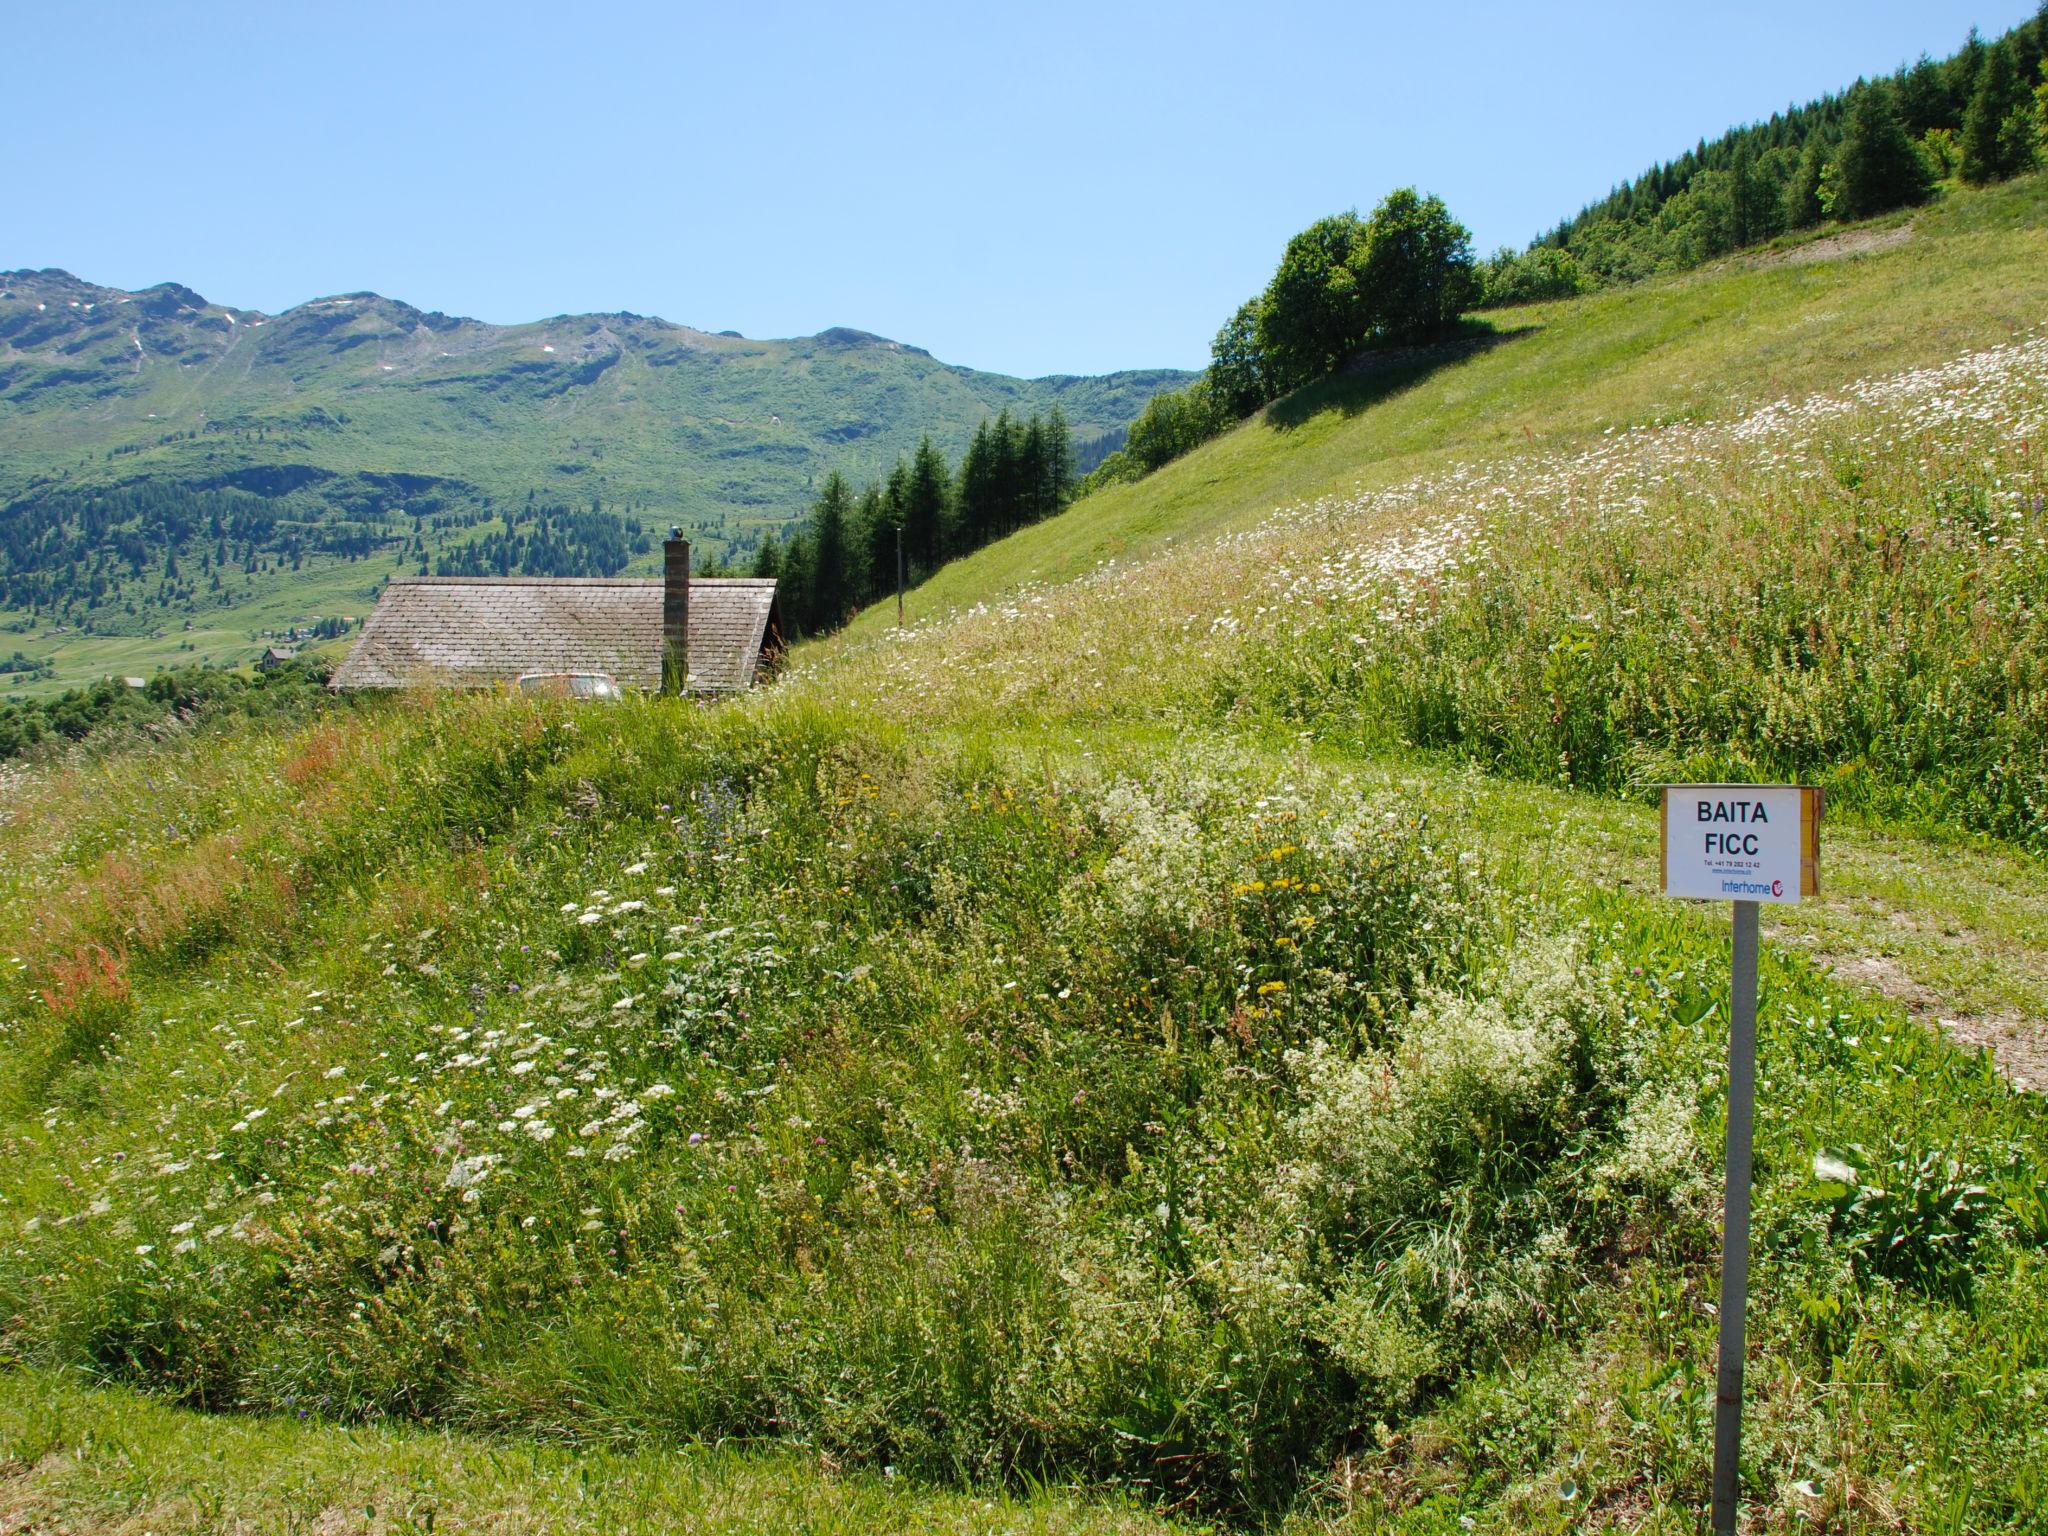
[1660, 784, 1820, 1536]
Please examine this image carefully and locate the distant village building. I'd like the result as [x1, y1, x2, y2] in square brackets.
[257, 646, 298, 672]
[331, 534, 781, 694]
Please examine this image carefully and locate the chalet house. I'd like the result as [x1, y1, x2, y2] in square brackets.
[331, 534, 781, 694]
[256, 646, 298, 672]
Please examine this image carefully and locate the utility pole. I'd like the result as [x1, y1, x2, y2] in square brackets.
[896, 524, 905, 628]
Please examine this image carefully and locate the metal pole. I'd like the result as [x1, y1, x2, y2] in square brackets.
[896, 525, 905, 628]
[1711, 898, 1761, 1536]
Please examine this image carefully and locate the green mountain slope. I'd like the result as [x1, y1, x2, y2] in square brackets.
[0, 267, 1189, 694]
[843, 180, 2048, 630]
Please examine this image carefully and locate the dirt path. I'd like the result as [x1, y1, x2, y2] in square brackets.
[1814, 947, 2044, 1093]
[1759, 222, 1916, 269]
[1432, 771, 2048, 1094]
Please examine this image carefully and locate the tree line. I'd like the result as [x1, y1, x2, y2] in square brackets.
[1479, 7, 2048, 303]
[1058, 9, 2048, 497]
[751, 408, 1075, 636]
[1080, 187, 1481, 495]
[717, 6, 2048, 632]
[0, 656, 335, 762]
[0, 475, 665, 628]
[433, 498, 651, 579]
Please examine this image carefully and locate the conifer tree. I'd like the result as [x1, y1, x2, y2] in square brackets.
[903, 434, 950, 577]
[1729, 145, 1760, 247]
[853, 479, 893, 606]
[1044, 406, 1074, 512]
[955, 421, 997, 554]
[1784, 133, 1830, 228]
[1948, 27, 1989, 116]
[807, 472, 853, 629]
[1831, 84, 1931, 218]
[1896, 54, 1951, 134]
[1018, 415, 1050, 527]
[778, 531, 815, 637]
[1962, 40, 2026, 182]
[994, 410, 1025, 537]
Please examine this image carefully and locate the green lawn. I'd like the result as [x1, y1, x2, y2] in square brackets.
[0, 1369, 1177, 1535]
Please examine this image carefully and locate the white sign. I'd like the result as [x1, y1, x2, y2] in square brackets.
[1661, 785, 1819, 906]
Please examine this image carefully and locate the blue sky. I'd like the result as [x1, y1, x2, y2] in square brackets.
[10, 1, 2037, 377]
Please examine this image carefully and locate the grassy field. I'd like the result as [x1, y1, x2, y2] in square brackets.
[858, 179, 2048, 628]
[0, 1368, 1172, 1535]
[2, 176, 2047, 1534]
[1, 554, 390, 702]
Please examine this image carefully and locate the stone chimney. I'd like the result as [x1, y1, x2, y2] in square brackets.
[662, 528, 690, 695]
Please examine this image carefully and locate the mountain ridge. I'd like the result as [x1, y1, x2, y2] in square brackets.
[0, 266, 959, 356]
[0, 266, 1191, 690]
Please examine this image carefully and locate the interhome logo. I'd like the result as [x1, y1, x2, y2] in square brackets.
[1720, 876, 1784, 897]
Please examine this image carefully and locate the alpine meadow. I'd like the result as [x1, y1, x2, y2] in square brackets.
[6, 7, 2048, 1536]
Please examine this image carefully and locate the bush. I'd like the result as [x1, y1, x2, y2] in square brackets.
[0, 658, 336, 763]
[1479, 245, 1589, 308]
[1811, 1141, 1997, 1301]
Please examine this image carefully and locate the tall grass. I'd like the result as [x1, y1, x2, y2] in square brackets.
[6, 190, 2048, 1530]
[1, 690, 2043, 1524]
[1222, 332, 2048, 845]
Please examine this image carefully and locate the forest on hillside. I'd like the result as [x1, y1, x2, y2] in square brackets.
[907, 5, 2048, 517]
[1491, 5, 2048, 298]
[756, 408, 1077, 636]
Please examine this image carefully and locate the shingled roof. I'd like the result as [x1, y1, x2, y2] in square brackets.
[330, 576, 780, 693]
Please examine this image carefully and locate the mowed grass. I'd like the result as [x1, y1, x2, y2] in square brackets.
[0, 1368, 1174, 1536]
[2, 176, 2047, 1535]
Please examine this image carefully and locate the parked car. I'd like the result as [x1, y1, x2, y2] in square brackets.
[515, 671, 623, 701]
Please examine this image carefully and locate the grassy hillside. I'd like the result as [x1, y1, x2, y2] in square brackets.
[0, 268, 1188, 696]
[860, 183, 2048, 619]
[3, 176, 2047, 1535]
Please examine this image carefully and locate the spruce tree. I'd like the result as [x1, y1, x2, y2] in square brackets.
[1948, 27, 1989, 117]
[1043, 406, 1074, 511]
[1831, 84, 1931, 218]
[1962, 40, 2024, 182]
[1018, 415, 1050, 527]
[778, 532, 815, 637]
[955, 421, 998, 554]
[1895, 55, 1950, 135]
[877, 460, 909, 595]
[853, 479, 892, 606]
[1729, 145, 1760, 247]
[992, 410, 1024, 537]
[1784, 133, 1830, 228]
[807, 472, 853, 628]
[902, 434, 950, 577]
